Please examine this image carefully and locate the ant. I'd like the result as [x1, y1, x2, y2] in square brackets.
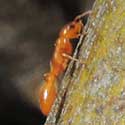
[39, 10, 92, 116]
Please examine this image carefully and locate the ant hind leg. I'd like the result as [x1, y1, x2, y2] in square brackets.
[62, 53, 85, 64]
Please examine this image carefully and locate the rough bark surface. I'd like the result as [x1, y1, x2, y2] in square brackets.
[45, 0, 125, 124]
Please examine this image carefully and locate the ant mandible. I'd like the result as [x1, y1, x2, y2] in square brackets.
[39, 10, 91, 116]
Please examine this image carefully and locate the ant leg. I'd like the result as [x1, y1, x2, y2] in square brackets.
[82, 31, 88, 36]
[62, 53, 85, 64]
[74, 10, 92, 21]
[76, 32, 87, 38]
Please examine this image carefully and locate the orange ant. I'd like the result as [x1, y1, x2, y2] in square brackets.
[39, 10, 91, 116]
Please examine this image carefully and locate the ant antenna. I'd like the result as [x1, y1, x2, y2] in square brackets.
[74, 10, 92, 21]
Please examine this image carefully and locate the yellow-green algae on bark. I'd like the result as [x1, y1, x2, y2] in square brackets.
[45, 0, 125, 125]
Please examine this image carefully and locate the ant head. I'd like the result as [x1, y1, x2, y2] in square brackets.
[59, 20, 83, 39]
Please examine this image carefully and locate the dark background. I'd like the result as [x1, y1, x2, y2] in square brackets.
[0, 0, 94, 125]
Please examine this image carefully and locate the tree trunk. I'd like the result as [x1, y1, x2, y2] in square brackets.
[45, 0, 125, 124]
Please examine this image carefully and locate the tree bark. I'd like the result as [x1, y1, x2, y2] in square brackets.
[45, 0, 125, 124]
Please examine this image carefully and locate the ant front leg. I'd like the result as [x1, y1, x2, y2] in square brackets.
[82, 30, 88, 36]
